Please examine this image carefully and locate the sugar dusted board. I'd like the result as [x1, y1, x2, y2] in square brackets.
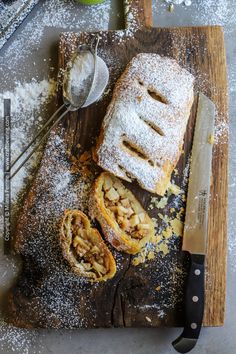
[7, 0, 228, 328]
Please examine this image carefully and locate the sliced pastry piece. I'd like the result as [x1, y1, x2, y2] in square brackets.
[60, 210, 116, 281]
[93, 53, 194, 195]
[89, 172, 155, 255]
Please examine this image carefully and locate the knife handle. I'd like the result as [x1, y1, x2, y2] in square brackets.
[172, 254, 205, 353]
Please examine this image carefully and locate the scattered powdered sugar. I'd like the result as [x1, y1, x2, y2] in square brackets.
[0, 78, 56, 118]
[5, 131, 124, 329]
[164, 0, 192, 7]
[0, 321, 42, 354]
[0, 0, 40, 50]
[0, 2, 115, 349]
[159, 0, 236, 34]
[0, 0, 111, 84]
[123, 0, 141, 35]
[228, 190, 236, 272]
[0, 78, 57, 205]
[214, 120, 229, 145]
[0, 78, 57, 352]
[194, 0, 236, 31]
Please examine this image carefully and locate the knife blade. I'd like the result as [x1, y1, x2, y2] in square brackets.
[172, 93, 215, 354]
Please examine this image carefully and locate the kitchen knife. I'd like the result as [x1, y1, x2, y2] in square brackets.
[172, 93, 215, 353]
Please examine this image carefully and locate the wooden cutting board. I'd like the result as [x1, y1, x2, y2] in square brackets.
[8, 0, 228, 328]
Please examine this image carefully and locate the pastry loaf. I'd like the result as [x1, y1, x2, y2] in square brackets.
[94, 53, 194, 195]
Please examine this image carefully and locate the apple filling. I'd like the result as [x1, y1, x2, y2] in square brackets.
[61, 210, 116, 281]
[102, 175, 151, 240]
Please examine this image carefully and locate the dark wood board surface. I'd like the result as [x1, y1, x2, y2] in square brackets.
[7, 0, 228, 328]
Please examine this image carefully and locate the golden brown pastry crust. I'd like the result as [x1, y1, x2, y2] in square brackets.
[60, 209, 116, 282]
[89, 172, 155, 255]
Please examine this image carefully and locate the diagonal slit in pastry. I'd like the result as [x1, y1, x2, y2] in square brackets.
[122, 139, 148, 160]
[122, 138, 155, 167]
[137, 79, 168, 104]
[89, 172, 155, 254]
[147, 88, 168, 104]
[60, 210, 116, 281]
[142, 119, 165, 137]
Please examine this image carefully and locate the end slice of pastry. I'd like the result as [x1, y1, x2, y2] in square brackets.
[60, 210, 116, 281]
[89, 172, 155, 255]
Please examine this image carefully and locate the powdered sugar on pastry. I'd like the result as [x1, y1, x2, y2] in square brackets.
[94, 53, 194, 195]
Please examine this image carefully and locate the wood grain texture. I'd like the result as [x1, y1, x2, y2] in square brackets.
[7, 3, 228, 329]
[124, 0, 153, 28]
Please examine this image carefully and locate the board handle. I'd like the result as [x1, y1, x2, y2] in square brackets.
[124, 0, 153, 30]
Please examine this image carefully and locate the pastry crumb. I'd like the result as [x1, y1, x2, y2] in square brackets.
[162, 226, 173, 239]
[145, 316, 152, 323]
[208, 134, 214, 145]
[174, 168, 178, 175]
[156, 197, 168, 209]
[132, 252, 146, 266]
[170, 219, 183, 236]
[147, 251, 155, 260]
[156, 243, 169, 256]
[168, 183, 182, 196]
[79, 151, 91, 163]
[151, 234, 162, 244]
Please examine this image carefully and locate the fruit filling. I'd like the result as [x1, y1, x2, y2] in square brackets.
[64, 212, 110, 278]
[102, 175, 151, 239]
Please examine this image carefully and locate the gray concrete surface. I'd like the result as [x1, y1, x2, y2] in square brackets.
[0, 1, 235, 353]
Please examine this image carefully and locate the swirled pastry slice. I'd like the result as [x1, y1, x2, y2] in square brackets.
[94, 53, 194, 195]
[60, 210, 116, 281]
[89, 172, 155, 255]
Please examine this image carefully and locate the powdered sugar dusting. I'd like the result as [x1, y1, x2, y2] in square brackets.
[5, 131, 124, 328]
[0, 78, 57, 205]
[194, 0, 236, 32]
[0, 0, 115, 350]
[0, 0, 111, 83]
[155, 0, 236, 34]
[0, 0, 232, 350]
[96, 53, 194, 194]
[0, 321, 42, 354]
[214, 120, 229, 145]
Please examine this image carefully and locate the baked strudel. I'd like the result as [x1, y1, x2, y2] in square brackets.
[93, 53, 194, 195]
[60, 210, 116, 281]
[89, 172, 155, 254]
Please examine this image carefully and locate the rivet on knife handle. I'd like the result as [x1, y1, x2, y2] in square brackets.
[172, 254, 205, 353]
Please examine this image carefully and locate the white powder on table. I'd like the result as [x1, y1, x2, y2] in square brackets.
[0, 0, 111, 83]
[160, 0, 236, 33]
[0, 78, 57, 205]
[0, 77, 57, 352]
[164, 0, 192, 7]
[0, 321, 42, 354]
